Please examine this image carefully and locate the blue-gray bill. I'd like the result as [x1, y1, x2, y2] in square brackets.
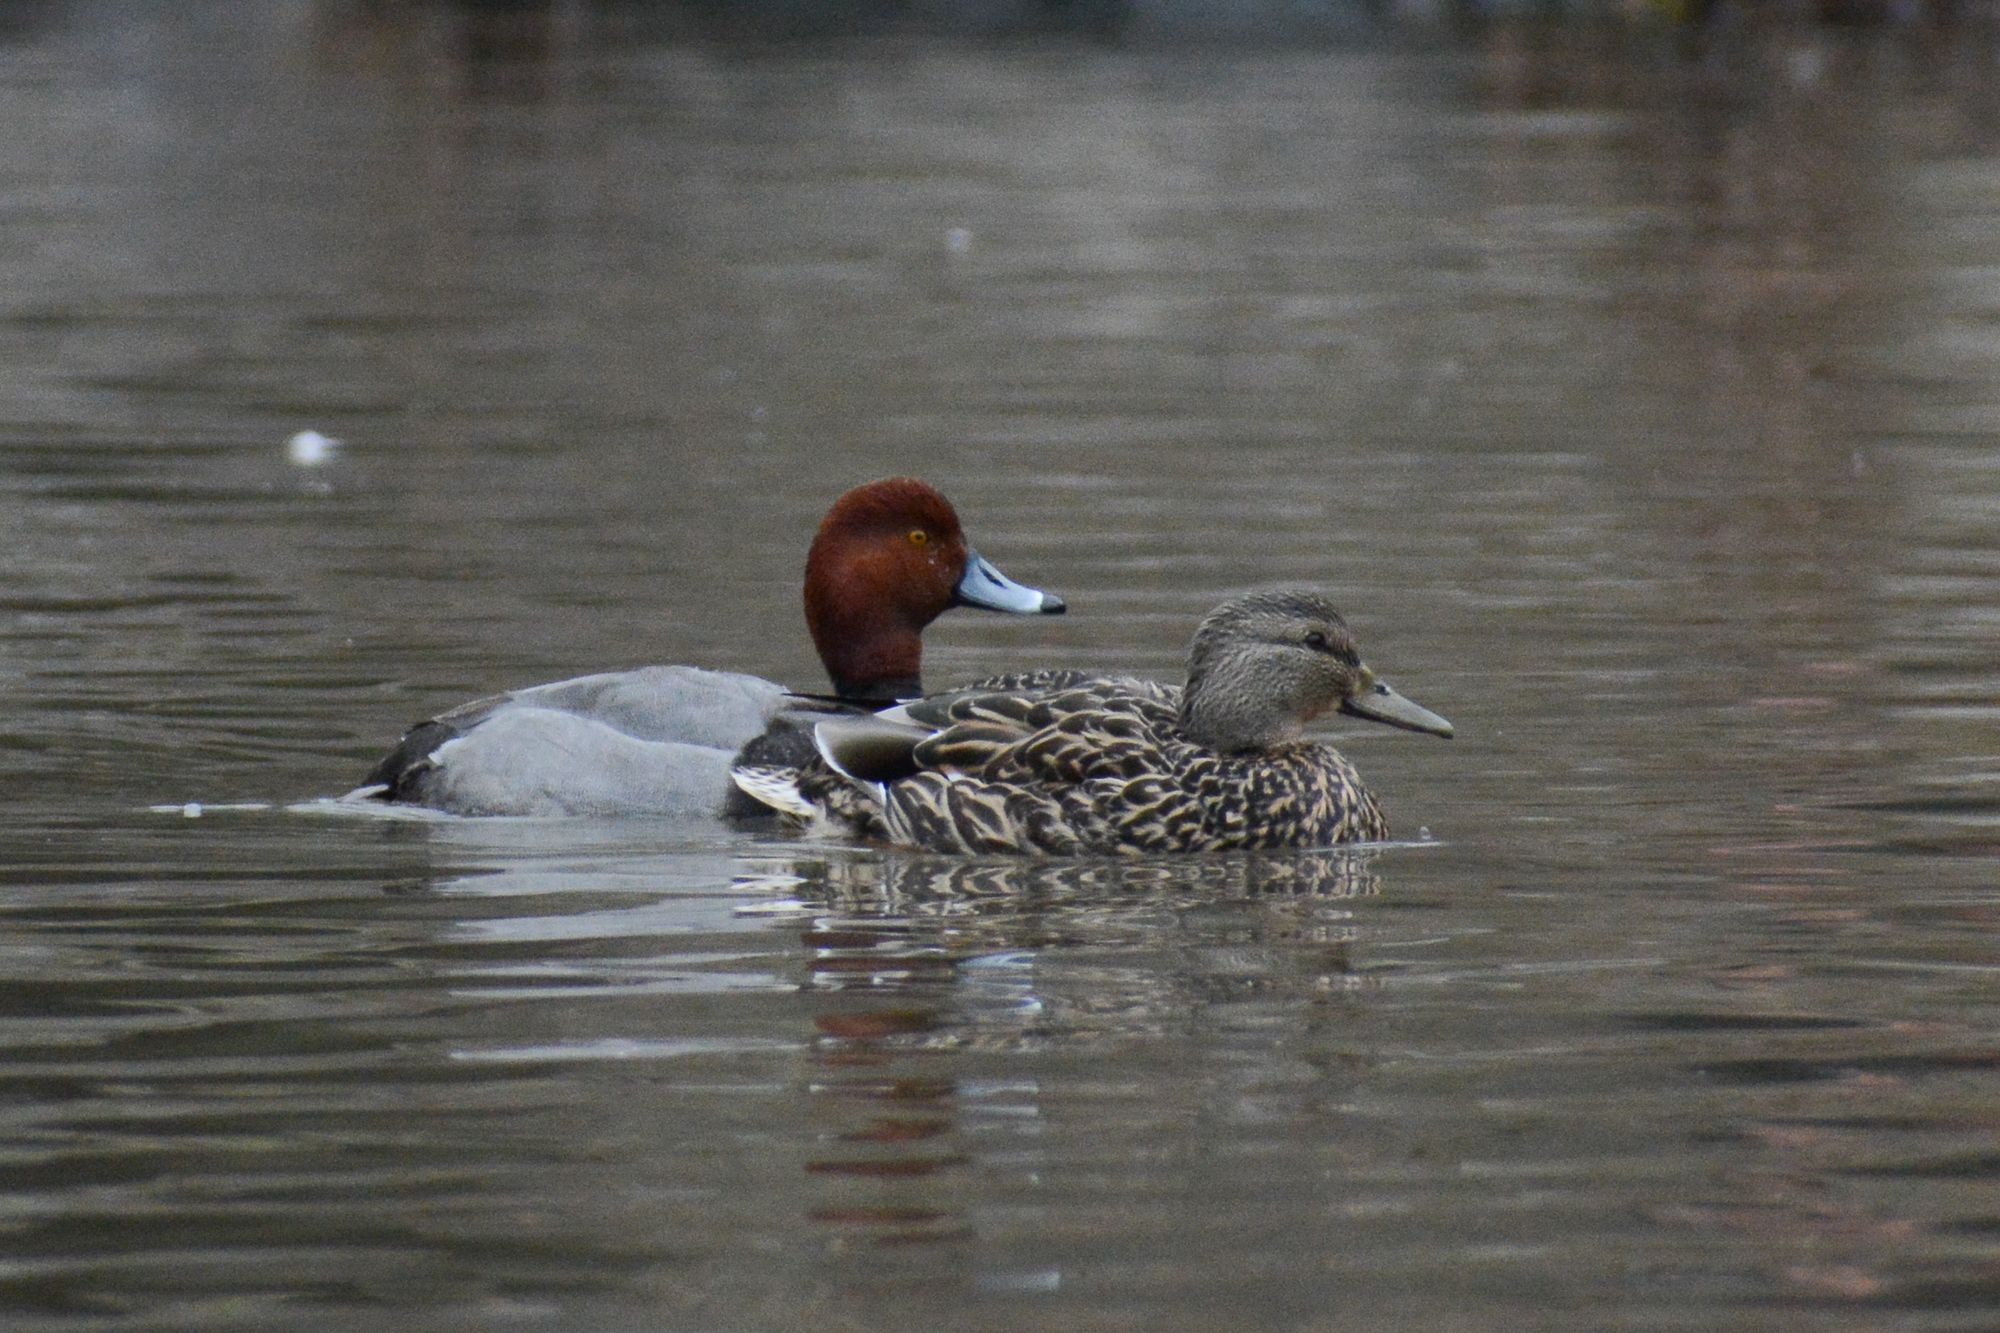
[954, 549, 1066, 614]
[1342, 677, 1454, 738]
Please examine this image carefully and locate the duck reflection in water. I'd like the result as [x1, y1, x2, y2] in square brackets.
[754, 848, 1383, 1251]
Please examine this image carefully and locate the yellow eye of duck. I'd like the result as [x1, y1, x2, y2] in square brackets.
[907, 529, 929, 547]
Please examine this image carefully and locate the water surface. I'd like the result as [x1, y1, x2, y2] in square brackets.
[2, 3, 1998, 1328]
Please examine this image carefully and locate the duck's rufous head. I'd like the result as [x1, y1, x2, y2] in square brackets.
[803, 477, 1064, 703]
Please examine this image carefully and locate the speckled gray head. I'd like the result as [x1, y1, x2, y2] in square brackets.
[1178, 587, 1453, 752]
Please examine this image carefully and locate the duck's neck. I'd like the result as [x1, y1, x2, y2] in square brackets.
[1178, 658, 1305, 753]
[806, 590, 925, 704]
[828, 662, 922, 704]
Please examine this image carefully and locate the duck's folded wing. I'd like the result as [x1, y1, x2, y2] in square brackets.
[360, 666, 795, 808]
[493, 666, 790, 749]
[886, 672, 1173, 729]
[912, 689, 1178, 784]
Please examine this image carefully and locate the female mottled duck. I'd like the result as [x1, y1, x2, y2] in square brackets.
[732, 588, 1452, 855]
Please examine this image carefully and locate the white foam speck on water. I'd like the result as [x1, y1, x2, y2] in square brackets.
[285, 429, 340, 465]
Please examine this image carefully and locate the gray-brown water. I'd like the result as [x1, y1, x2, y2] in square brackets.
[4, 2, 1999, 1328]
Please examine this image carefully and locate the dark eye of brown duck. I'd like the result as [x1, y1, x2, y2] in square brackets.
[1302, 630, 1332, 653]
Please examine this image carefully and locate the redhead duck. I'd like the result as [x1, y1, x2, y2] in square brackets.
[351, 478, 1065, 817]
[731, 588, 1450, 854]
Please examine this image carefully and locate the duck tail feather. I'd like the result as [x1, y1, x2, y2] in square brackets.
[729, 765, 816, 819]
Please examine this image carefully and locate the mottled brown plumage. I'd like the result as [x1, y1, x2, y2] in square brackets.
[732, 588, 1453, 856]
